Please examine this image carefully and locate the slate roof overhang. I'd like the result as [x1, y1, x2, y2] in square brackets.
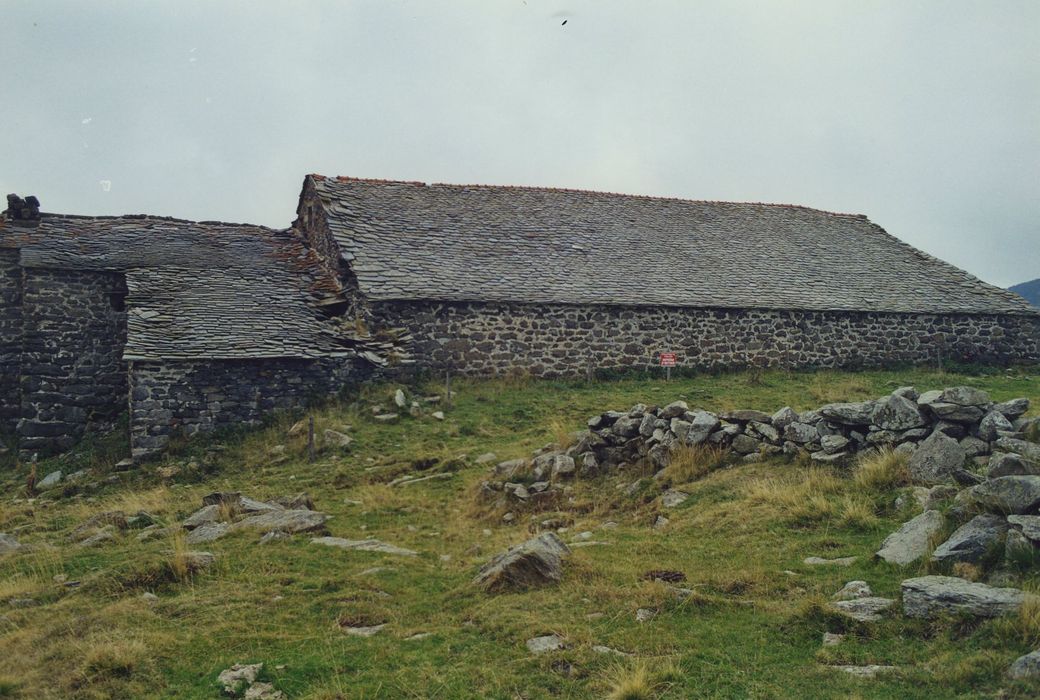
[2, 213, 355, 361]
[307, 175, 1037, 317]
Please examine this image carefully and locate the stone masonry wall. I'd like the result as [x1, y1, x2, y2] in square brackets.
[371, 300, 1040, 377]
[18, 268, 128, 455]
[129, 358, 362, 459]
[0, 250, 22, 435]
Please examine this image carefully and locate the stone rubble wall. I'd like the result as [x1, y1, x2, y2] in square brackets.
[18, 267, 128, 455]
[0, 250, 22, 435]
[370, 300, 1040, 378]
[128, 358, 363, 460]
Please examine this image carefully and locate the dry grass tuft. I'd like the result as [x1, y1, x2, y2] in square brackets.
[744, 467, 844, 523]
[951, 562, 982, 582]
[837, 494, 879, 529]
[992, 593, 1040, 647]
[547, 416, 579, 450]
[808, 374, 873, 404]
[662, 444, 726, 485]
[853, 449, 909, 492]
[601, 658, 681, 700]
[169, 531, 191, 582]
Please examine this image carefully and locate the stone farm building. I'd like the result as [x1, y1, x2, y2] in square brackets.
[2, 177, 1038, 459]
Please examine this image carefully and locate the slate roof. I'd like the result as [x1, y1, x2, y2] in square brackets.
[2, 214, 353, 360]
[309, 175, 1036, 316]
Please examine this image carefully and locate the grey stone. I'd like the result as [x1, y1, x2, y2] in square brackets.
[373, 413, 399, 423]
[231, 509, 330, 535]
[78, 526, 117, 547]
[394, 389, 407, 407]
[323, 429, 352, 448]
[182, 551, 215, 570]
[988, 453, 1040, 478]
[804, 556, 857, 566]
[833, 580, 873, 600]
[186, 522, 230, 544]
[312, 537, 418, 556]
[784, 422, 818, 444]
[818, 401, 874, 425]
[1008, 650, 1040, 680]
[931, 514, 1008, 565]
[963, 476, 1040, 515]
[659, 400, 689, 419]
[635, 608, 655, 623]
[475, 452, 498, 464]
[342, 623, 386, 637]
[1007, 515, 1040, 542]
[820, 434, 849, 454]
[526, 634, 565, 654]
[996, 437, 1040, 463]
[721, 409, 772, 423]
[822, 632, 845, 647]
[36, 470, 62, 490]
[978, 411, 1014, 441]
[811, 450, 847, 463]
[474, 532, 571, 591]
[893, 386, 919, 400]
[901, 575, 1029, 618]
[994, 398, 1030, 420]
[832, 665, 897, 678]
[771, 406, 799, 430]
[0, 533, 23, 554]
[959, 436, 990, 458]
[908, 431, 965, 485]
[731, 434, 761, 455]
[938, 386, 991, 407]
[551, 455, 576, 478]
[244, 682, 284, 700]
[871, 394, 927, 431]
[684, 410, 720, 445]
[831, 597, 895, 622]
[927, 402, 986, 423]
[217, 663, 263, 695]
[748, 420, 780, 443]
[876, 510, 945, 565]
[495, 458, 527, 478]
[661, 490, 689, 508]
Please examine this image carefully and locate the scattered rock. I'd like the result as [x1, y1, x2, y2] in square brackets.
[822, 632, 845, 647]
[311, 537, 418, 556]
[653, 515, 669, 529]
[931, 514, 1008, 565]
[323, 429, 352, 448]
[431, 411, 445, 421]
[962, 476, 1040, 515]
[244, 682, 284, 700]
[592, 645, 631, 657]
[36, 470, 62, 490]
[373, 413, 399, 423]
[635, 608, 655, 623]
[141, 592, 159, 604]
[217, 663, 263, 695]
[833, 581, 872, 600]
[394, 389, 407, 408]
[988, 453, 1040, 478]
[0, 533, 23, 554]
[526, 634, 565, 654]
[341, 623, 386, 637]
[230, 509, 330, 535]
[474, 533, 571, 591]
[831, 597, 896, 622]
[1008, 649, 1040, 680]
[832, 665, 897, 678]
[901, 575, 1029, 619]
[475, 452, 498, 464]
[907, 431, 966, 485]
[186, 522, 230, 545]
[875, 510, 944, 566]
[661, 490, 689, 508]
[182, 551, 216, 570]
[1007, 515, 1040, 542]
[804, 556, 857, 567]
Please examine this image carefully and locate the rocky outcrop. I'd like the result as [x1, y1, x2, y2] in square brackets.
[901, 575, 1029, 619]
[876, 510, 945, 565]
[473, 533, 571, 591]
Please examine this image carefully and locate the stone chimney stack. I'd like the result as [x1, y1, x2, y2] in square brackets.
[4, 193, 42, 223]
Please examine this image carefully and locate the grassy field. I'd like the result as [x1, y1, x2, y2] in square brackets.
[2, 365, 1040, 699]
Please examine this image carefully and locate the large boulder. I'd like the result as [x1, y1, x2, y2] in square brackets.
[962, 476, 1040, 515]
[818, 402, 874, 426]
[720, 409, 772, 423]
[931, 514, 1008, 565]
[1007, 515, 1040, 543]
[229, 509, 330, 535]
[988, 453, 1040, 479]
[771, 407, 798, 431]
[684, 411, 720, 446]
[908, 431, 966, 485]
[1008, 650, 1040, 680]
[784, 422, 818, 444]
[876, 510, 945, 565]
[938, 387, 992, 407]
[473, 533, 571, 591]
[996, 438, 1040, 463]
[994, 398, 1030, 420]
[978, 411, 1014, 442]
[871, 395, 927, 431]
[901, 575, 1028, 618]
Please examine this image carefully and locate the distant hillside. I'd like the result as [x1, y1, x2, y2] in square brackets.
[1009, 278, 1040, 307]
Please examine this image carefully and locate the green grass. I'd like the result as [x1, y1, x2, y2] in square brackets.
[1, 366, 1040, 698]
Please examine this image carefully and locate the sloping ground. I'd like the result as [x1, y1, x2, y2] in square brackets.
[2, 367, 1040, 699]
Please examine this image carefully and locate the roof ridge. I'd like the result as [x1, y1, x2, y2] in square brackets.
[310, 173, 870, 220]
[36, 212, 282, 232]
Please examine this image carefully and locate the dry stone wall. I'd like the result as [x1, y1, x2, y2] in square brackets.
[372, 300, 1040, 377]
[0, 250, 22, 434]
[18, 268, 128, 455]
[129, 358, 361, 459]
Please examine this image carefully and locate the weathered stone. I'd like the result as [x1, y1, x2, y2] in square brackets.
[994, 398, 1030, 420]
[526, 634, 565, 654]
[901, 575, 1028, 618]
[931, 514, 1008, 565]
[820, 434, 849, 454]
[784, 422, 818, 444]
[659, 400, 689, 419]
[804, 556, 857, 566]
[907, 431, 965, 485]
[323, 429, 352, 448]
[230, 509, 330, 535]
[312, 537, 418, 556]
[831, 597, 895, 622]
[876, 510, 945, 566]
[551, 455, 576, 479]
[0, 533, 23, 554]
[1007, 514, 1040, 542]
[748, 420, 780, 443]
[833, 581, 873, 600]
[661, 490, 689, 508]
[818, 401, 874, 425]
[1008, 649, 1040, 680]
[938, 386, 992, 407]
[186, 521, 230, 544]
[474, 533, 571, 591]
[962, 476, 1040, 515]
[684, 410, 720, 445]
[988, 453, 1040, 478]
[495, 458, 527, 478]
[771, 406, 798, 431]
[978, 411, 1014, 441]
[832, 665, 897, 678]
[731, 434, 761, 455]
[927, 402, 986, 423]
[871, 394, 927, 431]
[243, 682, 284, 700]
[721, 409, 772, 423]
[217, 663, 263, 695]
[36, 470, 62, 490]
[373, 413, 399, 423]
[996, 437, 1040, 463]
[892, 386, 919, 400]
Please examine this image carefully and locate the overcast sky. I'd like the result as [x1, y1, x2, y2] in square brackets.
[2, 1, 1037, 287]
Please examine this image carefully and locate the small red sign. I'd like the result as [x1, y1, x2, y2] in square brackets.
[659, 352, 677, 367]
